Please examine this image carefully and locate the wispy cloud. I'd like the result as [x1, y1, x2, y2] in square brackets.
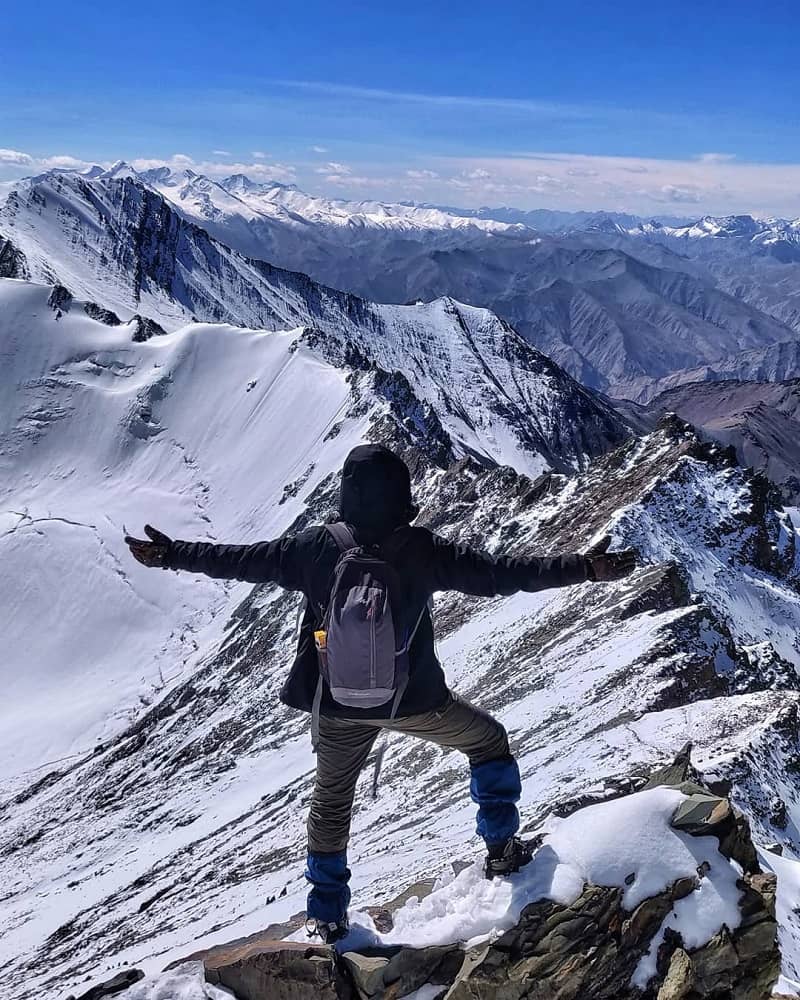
[212, 148, 232, 157]
[310, 145, 328, 154]
[697, 152, 736, 164]
[277, 79, 595, 117]
[273, 79, 694, 132]
[251, 150, 268, 159]
[314, 161, 351, 176]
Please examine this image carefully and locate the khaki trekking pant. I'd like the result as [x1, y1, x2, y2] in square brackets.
[307, 691, 512, 854]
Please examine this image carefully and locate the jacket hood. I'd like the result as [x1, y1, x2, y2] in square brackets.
[339, 444, 418, 541]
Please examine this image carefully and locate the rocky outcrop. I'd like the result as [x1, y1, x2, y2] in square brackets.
[48, 283, 73, 313]
[129, 314, 167, 342]
[84, 301, 122, 325]
[202, 940, 342, 1000]
[0, 235, 28, 278]
[439, 868, 776, 1000]
[167, 753, 779, 1000]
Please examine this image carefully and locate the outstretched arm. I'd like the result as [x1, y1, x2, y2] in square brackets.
[124, 524, 304, 589]
[428, 532, 636, 596]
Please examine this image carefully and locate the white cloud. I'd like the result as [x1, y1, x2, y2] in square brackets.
[320, 172, 388, 189]
[212, 149, 232, 157]
[251, 151, 268, 159]
[40, 155, 96, 170]
[310, 145, 329, 154]
[0, 148, 33, 165]
[650, 184, 703, 204]
[406, 169, 439, 180]
[206, 160, 295, 182]
[315, 161, 351, 176]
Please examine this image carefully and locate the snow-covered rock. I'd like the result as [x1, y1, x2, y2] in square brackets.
[129, 765, 778, 1000]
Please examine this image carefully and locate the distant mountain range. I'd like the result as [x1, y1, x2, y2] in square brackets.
[10, 161, 794, 403]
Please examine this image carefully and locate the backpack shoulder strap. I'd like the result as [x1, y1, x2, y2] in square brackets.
[325, 521, 357, 553]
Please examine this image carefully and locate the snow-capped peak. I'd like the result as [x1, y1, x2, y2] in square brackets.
[98, 159, 139, 180]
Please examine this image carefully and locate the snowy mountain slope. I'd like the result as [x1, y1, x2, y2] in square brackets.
[0, 279, 373, 785]
[4, 366, 800, 998]
[0, 174, 628, 475]
[0, 275, 631, 786]
[4, 170, 800, 996]
[630, 214, 800, 260]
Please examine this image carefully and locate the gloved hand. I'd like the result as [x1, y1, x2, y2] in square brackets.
[585, 536, 637, 582]
[124, 524, 173, 568]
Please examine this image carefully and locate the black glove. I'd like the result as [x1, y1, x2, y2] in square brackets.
[585, 536, 637, 582]
[124, 524, 173, 568]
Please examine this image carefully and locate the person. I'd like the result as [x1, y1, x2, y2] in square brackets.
[125, 443, 636, 943]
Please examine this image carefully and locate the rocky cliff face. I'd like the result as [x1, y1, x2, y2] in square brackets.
[619, 379, 800, 502]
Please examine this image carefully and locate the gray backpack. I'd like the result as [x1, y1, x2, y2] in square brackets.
[310, 523, 426, 744]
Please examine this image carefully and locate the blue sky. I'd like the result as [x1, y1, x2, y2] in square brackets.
[2, 0, 799, 216]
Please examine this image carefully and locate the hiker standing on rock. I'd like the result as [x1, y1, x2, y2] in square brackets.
[125, 444, 636, 943]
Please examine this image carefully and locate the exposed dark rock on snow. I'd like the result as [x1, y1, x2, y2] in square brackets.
[84, 301, 122, 325]
[7, 408, 800, 999]
[4, 271, 800, 997]
[0, 175, 632, 475]
[105, 168, 800, 399]
[48, 283, 73, 313]
[64, 967, 144, 999]
[129, 314, 167, 343]
[0, 234, 28, 278]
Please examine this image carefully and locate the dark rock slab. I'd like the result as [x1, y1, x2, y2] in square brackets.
[64, 968, 144, 1000]
[48, 283, 73, 313]
[174, 937, 347, 1000]
[84, 301, 122, 326]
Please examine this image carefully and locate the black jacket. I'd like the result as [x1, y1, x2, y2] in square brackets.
[164, 525, 589, 717]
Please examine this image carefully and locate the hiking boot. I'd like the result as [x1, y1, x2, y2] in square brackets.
[484, 836, 536, 879]
[305, 917, 350, 945]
